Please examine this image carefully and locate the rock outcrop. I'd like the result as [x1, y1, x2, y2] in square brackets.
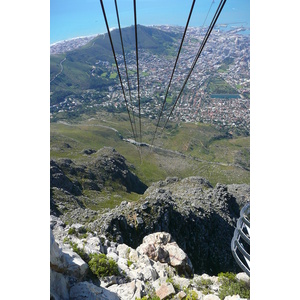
[50, 229, 89, 300]
[50, 160, 82, 196]
[88, 177, 249, 275]
[51, 148, 147, 197]
[50, 147, 148, 217]
[136, 232, 193, 277]
[89, 147, 147, 194]
[51, 219, 250, 300]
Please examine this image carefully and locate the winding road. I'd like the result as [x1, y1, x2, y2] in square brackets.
[50, 58, 66, 83]
[56, 120, 248, 171]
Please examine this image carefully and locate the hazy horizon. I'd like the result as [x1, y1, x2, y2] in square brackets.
[50, 0, 250, 44]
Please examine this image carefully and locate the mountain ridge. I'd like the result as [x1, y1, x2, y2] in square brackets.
[50, 147, 249, 275]
[50, 25, 180, 106]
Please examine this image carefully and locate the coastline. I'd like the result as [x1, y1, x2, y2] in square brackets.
[50, 25, 249, 55]
[50, 24, 249, 47]
[50, 33, 106, 55]
[50, 33, 101, 47]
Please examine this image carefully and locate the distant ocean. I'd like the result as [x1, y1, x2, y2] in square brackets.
[50, 0, 250, 45]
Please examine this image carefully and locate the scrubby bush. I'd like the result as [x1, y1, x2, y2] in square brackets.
[186, 290, 198, 300]
[69, 242, 89, 261]
[80, 233, 88, 239]
[218, 272, 250, 300]
[195, 277, 213, 295]
[135, 296, 160, 300]
[88, 253, 119, 278]
[68, 227, 76, 235]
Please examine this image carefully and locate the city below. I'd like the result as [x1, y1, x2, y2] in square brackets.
[50, 25, 250, 135]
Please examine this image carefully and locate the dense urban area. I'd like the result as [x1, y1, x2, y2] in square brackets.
[50, 25, 250, 134]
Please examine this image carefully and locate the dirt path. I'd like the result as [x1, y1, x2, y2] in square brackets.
[50, 58, 66, 83]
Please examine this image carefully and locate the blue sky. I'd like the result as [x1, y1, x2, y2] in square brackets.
[50, 0, 250, 44]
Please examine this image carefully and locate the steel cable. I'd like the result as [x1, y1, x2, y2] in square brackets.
[151, 0, 196, 147]
[99, 0, 136, 139]
[161, 0, 227, 133]
[114, 0, 138, 138]
[133, 0, 142, 143]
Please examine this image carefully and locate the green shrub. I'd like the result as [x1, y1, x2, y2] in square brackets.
[186, 290, 199, 300]
[135, 296, 160, 300]
[88, 253, 119, 278]
[127, 260, 133, 267]
[80, 233, 88, 239]
[218, 272, 236, 282]
[218, 272, 250, 300]
[69, 242, 88, 261]
[195, 277, 213, 294]
[68, 227, 77, 235]
[166, 277, 180, 292]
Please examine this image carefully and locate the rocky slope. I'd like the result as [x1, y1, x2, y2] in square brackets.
[51, 221, 250, 300]
[87, 177, 249, 275]
[50, 147, 148, 216]
[50, 147, 250, 299]
[51, 147, 147, 195]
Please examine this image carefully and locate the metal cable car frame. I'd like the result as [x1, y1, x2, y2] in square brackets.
[231, 202, 250, 276]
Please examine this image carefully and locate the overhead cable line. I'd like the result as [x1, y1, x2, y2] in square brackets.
[114, 0, 138, 138]
[178, 0, 214, 121]
[202, 0, 215, 31]
[161, 0, 227, 133]
[133, 0, 142, 143]
[99, 0, 136, 139]
[151, 0, 196, 147]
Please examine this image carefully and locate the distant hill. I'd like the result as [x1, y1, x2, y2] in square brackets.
[66, 25, 180, 63]
[50, 25, 180, 106]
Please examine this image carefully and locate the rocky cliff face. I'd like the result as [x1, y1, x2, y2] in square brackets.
[50, 147, 250, 299]
[88, 177, 249, 275]
[51, 147, 147, 195]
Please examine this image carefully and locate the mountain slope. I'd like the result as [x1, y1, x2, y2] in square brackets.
[53, 175, 249, 275]
[50, 25, 180, 106]
[50, 147, 148, 216]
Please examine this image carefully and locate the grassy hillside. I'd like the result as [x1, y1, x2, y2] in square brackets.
[51, 112, 249, 189]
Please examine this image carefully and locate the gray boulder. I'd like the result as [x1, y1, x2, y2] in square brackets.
[50, 228, 89, 299]
[203, 295, 221, 300]
[224, 296, 248, 300]
[70, 282, 119, 300]
[236, 272, 250, 285]
[155, 282, 176, 300]
[50, 269, 69, 300]
[108, 279, 145, 300]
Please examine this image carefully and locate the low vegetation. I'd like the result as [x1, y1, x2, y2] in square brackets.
[65, 239, 120, 279]
[194, 278, 213, 295]
[69, 242, 89, 262]
[205, 75, 237, 95]
[88, 253, 120, 278]
[50, 110, 249, 212]
[217, 272, 250, 300]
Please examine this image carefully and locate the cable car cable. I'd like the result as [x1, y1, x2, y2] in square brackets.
[151, 0, 196, 147]
[133, 0, 142, 143]
[114, 0, 138, 138]
[99, 0, 136, 140]
[162, 0, 227, 133]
